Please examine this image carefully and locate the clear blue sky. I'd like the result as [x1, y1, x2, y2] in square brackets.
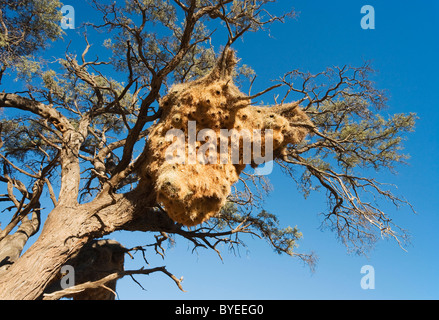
[3, 0, 439, 300]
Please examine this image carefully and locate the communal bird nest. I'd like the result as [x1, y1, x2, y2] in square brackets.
[141, 49, 313, 226]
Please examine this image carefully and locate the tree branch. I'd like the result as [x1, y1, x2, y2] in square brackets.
[42, 266, 185, 300]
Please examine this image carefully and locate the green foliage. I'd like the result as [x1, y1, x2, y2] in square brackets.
[0, 118, 58, 164]
[277, 66, 416, 254]
[305, 98, 417, 174]
[0, 0, 63, 65]
[214, 203, 315, 267]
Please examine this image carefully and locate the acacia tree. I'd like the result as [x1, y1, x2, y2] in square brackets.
[0, 0, 416, 300]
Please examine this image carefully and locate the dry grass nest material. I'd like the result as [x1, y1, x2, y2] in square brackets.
[141, 49, 313, 226]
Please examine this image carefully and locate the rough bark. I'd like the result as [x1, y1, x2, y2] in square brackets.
[0, 181, 169, 300]
[0, 212, 40, 275]
[43, 239, 126, 300]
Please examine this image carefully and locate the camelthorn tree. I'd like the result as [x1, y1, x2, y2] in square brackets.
[0, 0, 415, 300]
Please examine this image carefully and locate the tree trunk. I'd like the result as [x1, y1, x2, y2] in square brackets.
[0, 182, 171, 300]
[0, 205, 96, 299]
[43, 239, 127, 300]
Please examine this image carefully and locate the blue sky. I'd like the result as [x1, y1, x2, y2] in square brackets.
[2, 0, 439, 300]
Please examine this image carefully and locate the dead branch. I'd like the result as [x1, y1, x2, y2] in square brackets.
[42, 266, 185, 300]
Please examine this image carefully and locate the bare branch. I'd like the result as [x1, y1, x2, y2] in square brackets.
[0, 93, 74, 133]
[42, 266, 185, 300]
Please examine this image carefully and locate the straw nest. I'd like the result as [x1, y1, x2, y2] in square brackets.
[141, 49, 313, 226]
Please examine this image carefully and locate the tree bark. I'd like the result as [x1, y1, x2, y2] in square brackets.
[43, 239, 127, 300]
[0, 182, 171, 300]
[0, 212, 40, 274]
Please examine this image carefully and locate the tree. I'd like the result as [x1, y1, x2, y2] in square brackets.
[0, 0, 415, 300]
